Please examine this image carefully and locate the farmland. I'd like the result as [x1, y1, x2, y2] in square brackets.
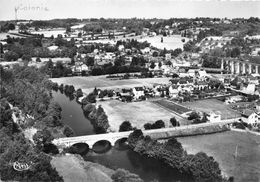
[152, 99, 191, 115]
[50, 76, 170, 94]
[181, 99, 240, 119]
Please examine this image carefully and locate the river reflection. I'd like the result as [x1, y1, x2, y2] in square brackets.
[84, 148, 193, 182]
[52, 90, 95, 136]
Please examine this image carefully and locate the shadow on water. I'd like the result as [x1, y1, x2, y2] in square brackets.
[114, 138, 130, 151]
[65, 143, 90, 156]
[92, 140, 112, 154]
[84, 147, 194, 182]
[43, 143, 59, 155]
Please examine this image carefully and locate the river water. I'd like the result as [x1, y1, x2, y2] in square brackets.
[52, 90, 193, 182]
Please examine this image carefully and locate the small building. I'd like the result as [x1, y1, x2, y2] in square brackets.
[241, 109, 259, 127]
[169, 85, 179, 98]
[208, 111, 221, 122]
[132, 87, 145, 100]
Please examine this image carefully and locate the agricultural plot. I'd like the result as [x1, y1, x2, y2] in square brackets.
[152, 100, 191, 115]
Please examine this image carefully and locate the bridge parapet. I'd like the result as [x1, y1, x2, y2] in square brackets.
[53, 120, 234, 149]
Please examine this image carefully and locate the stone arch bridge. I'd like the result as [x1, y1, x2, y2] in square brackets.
[52, 121, 235, 149]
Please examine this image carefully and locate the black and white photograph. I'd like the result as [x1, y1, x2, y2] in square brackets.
[0, 0, 260, 181]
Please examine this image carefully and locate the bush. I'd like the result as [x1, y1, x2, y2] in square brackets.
[76, 88, 83, 98]
[119, 121, 133, 132]
[188, 111, 200, 120]
[170, 117, 179, 127]
[152, 120, 165, 129]
[112, 168, 143, 182]
[127, 129, 143, 148]
[144, 120, 165, 130]
[144, 123, 152, 130]
[63, 125, 74, 137]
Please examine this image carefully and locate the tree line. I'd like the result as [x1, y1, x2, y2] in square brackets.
[127, 130, 233, 182]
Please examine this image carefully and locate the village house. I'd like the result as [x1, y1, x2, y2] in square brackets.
[132, 87, 145, 100]
[225, 95, 244, 104]
[208, 111, 221, 123]
[194, 81, 208, 90]
[241, 109, 260, 127]
[169, 85, 179, 98]
[71, 62, 89, 74]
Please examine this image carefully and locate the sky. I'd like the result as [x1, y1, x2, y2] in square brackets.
[0, 0, 260, 20]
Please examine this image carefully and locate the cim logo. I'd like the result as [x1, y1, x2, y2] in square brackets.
[13, 161, 31, 171]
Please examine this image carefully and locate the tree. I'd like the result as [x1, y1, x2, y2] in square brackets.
[170, 117, 179, 127]
[76, 88, 83, 98]
[119, 121, 133, 132]
[144, 123, 152, 130]
[152, 51, 159, 57]
[172, 48, 182, 57]
[33, 128, 54, 149]
[128, 129, 143, 148]
[200, 113, 208, 123]
[112, 168, 143, 182]
[86, 92, 96, 103]
[158, 62, 162, 68]
[4, 51, 19, 61]
[185, 152, 222, 182]
[36, 57, 41, 62]
[66, 26, 71, 33]
[63, 125, 74, 137]
[150, 62, 155, 69]
[188, 112, 200, 120]
[231, 47, 240, 58]
[152, 120, 165, 129]
[7, 23, 15, 30]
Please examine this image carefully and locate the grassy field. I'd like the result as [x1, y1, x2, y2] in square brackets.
[178, 131, 260, 182]
[51, 76, 170, 94]
[51, 154, 114, 182]
[181, 99, 239, 120]
[152, 100, 191, 115]
[98, 100, 185, 131]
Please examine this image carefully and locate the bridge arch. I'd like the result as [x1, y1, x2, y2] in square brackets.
[114, 137, 129, 150]
[92, 140, 112, 153]
[66, 143, 89, 155]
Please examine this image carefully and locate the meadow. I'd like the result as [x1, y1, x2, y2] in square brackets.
[181, 99, 240, 119]
[98, 100, 186, 132]
[50, 76, 170, 94]
[178, 131, 260, 182]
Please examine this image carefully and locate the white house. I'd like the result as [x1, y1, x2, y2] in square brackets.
[242, 109, 260, 127]
[208, 111, 221, 122]
[132, 87, 145, 100]
[141, 47, 151, 54]
[242, 83, 256, 95]
[169, 85, 179, 98]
